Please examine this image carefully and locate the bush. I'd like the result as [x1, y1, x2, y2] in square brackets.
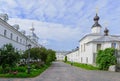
[31, 64, 41, 69]
[0, 44, 20, 73]
[11, 67, 26, 72]
[64, 56, 67, 62]
[96, 48, 117, 70]
[4, 67, 11, 73]
[34, 64, 41, 69]
[0, 67, 2, 74]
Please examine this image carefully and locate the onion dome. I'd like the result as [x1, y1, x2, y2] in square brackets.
[94, 14, 99, 21]
[30, 27, 35, 32]
[92, 13, 101, 28]
[104, 28, 109, 36]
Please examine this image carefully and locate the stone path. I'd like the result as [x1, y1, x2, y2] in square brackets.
[0, 61, 120, 81]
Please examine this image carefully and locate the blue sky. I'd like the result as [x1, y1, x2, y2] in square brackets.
[0, 0, 120, 51]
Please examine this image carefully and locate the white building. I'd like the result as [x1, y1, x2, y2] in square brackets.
[0, 13, 41, 52]
[66, 47, 79, 62]
[67, 13, 120, 65]
[56, 51, 69, 61]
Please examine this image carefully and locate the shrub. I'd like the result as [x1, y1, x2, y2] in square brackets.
[96, 48, 117, 70]
[11, 67, 26, 72]
[0, 67, 2, 74]
[34, 64, 41, 69]
[64, 56, 67, 62]
[0, 44, 20, 73]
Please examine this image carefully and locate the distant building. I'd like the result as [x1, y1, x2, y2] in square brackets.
[0, 13, 41, 52]
[66, 47, 79, 62]
[56, 51, 69, 61]
[66, 13, 120, 65]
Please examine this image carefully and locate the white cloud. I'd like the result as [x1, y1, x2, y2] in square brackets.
[40, 39, 49, 46]
[8, 18, 82, 43]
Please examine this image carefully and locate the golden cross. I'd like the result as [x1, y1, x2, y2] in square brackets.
[30, 22, 35, 32]
[95, 7, 99, 14]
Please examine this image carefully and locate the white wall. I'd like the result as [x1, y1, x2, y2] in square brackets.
[66, 50, 79, 62]
[0, 18, 40, 52]
[79, 35, 101, 64]
[91, 26, 101, 34]
[56, 51, 68, 61]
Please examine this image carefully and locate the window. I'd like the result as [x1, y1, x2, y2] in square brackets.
[111, 43, 116, 48]
[81, 45, 82, 52]
[81, 57, 83, 62]
[20, 39, 22, 43]
[4, 30, 7, 36]
[97, 44, 101, 51]
[86, 57, 88, 63]
[10, 33, 13, 39]
[119, 43, 120, 50]
[84, 43, 86, 52]
[16, 36, 18, 42]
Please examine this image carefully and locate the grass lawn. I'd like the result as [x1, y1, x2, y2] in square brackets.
[0, 64, 51, 78]
[66, 61, 99, 70]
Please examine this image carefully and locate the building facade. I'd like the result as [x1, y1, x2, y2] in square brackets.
[66, 13, 120, 65]
[56, 51, 69, 61]
[66, 47, 79, 62]
[0, 13, 41, 52]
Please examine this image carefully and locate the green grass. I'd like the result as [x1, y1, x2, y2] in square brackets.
[0, 64, 51, 78]
[66, 61, 99, 70]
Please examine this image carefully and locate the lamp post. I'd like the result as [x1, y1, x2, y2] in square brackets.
[27, 44, 31, 74]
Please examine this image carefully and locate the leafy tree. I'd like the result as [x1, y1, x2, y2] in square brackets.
[46, 49, 56, 64]
[40, 47, 48, 63]
[30, 47, 41, 60]
[0, 43, 20, 73]
[23, 47, 41, 60]
[22, 47, 56, 64]
[96, 48, 117, 70]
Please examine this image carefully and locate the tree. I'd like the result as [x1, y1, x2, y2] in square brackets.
[46, 49, 56, 64]
[96, 48, 117, 70]
[39, 47, 48, 63]
[0, 43, 20, 73]
[22, 47, 56, 64]
[23, 47, 41, 60]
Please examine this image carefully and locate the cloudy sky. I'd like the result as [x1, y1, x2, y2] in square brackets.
[0, 0, 120, 51]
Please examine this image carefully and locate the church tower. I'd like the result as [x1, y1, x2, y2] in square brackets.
[91, 13, 102, 34]
[29, 23, 39, 43]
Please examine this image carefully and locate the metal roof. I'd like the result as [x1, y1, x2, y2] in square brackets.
[88, 35, 120, 43]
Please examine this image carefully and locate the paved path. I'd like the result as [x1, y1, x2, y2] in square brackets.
[0, 61, 120, 81]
